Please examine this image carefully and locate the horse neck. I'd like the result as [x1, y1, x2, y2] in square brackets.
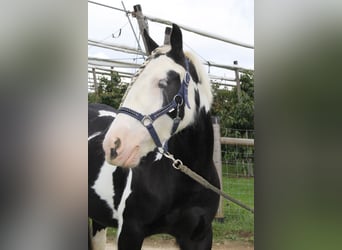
[168, 108, 214, 172]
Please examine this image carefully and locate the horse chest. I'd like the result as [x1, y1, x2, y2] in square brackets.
[91, 156, 182, 223]
[91, 162, 132, 223]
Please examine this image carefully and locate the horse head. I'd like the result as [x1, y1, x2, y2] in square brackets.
[103, 24, 212, 167]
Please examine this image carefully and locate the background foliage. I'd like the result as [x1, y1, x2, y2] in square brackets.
[88, 71, 127, 109]
[211, 70, 254, 136]
[88, 70, 254, 133]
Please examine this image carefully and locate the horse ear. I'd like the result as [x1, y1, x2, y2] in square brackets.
[169, 24, 184, 61]
[143, 29, 159, 55]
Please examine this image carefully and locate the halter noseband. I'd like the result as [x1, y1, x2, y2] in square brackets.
[117, 59, 191, 152]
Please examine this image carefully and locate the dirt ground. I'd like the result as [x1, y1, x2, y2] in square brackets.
[106, 238, 254, 250]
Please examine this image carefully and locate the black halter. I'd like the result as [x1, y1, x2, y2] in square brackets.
[118, 59, 191, 152]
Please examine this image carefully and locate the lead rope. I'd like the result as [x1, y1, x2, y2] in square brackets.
[162, 152, 254, 214]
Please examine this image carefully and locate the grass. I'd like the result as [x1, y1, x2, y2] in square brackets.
[213, 176, 254, 242]
[106, 176, 254, 243]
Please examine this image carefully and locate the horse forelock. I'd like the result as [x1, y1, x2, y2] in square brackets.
[152, 45, 171, 56]
[130, 46, 171, 84]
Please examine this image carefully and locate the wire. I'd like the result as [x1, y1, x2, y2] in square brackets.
[88, 21, 130, 52]
[183, 41, 208, 63]
[184, 41, 212, 73]
[111, 22, 129, 39]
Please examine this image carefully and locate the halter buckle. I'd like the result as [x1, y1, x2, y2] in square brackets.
[185, 72, 190, 85]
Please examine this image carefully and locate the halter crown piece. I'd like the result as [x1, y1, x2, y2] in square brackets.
[118, 59, 191, 153]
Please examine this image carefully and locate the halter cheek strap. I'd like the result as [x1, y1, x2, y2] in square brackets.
[117, 59, 191, 151]
[180, 59, 191, 109]
[118, 94, 183, 148]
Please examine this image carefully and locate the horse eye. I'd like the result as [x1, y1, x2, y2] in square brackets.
[158, 79, 168, 88]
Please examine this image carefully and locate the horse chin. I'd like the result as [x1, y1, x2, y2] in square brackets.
[124, 140, 163, 167]
[121, 147, 140, 168]
[104, 146, 141, 168]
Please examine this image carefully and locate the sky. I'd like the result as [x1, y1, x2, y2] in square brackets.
[88, 0, 254, 83]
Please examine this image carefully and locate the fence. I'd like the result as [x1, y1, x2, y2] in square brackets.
[215, 124, 254, 232]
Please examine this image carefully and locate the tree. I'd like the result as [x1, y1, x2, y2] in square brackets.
[211, 71, 254, 176]
[88, 71, 127, 109]
[211, 70, 254, 135]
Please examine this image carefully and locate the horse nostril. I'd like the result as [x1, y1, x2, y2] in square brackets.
[110, 148, 118, 159]
[110, 138, 121, 160]
[114, 138, 121, 149]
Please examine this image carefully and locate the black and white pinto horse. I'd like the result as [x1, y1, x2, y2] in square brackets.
[88, 24, 220, 250]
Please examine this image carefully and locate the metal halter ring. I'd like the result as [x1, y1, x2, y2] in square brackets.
[172, 159, 183, 170]
[141, 115, 153, 127]
[162, 152, 183, 170]
[173, 94, 183, 106]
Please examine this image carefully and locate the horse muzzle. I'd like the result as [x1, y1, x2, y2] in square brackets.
[103, 135, 141, 167]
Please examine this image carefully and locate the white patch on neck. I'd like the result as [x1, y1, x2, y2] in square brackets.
[88, 131, 101, 141]
[92, 162, 134, 249]
[92, 162, 118, 218]
[154, 141, 168, 162]
[154, 152, 163, 162]
[91, 228, 107, 250]
[116, 169, 133, 242]
[98, 110, 117, 117]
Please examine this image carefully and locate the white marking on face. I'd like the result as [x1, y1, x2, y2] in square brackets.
[98, 110, 117, 117]
[117, 169, 133, 241]
[88, 131, 101, 141]
[103, 49, 213, 167]
[91, 228, 107, 250]
[103, 56, 179, 166]
[92, 162, 118, 218]
[122, 57, 170, 114]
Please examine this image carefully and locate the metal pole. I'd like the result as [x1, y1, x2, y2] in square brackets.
[88, 1, 131, 14]
[143, 14, 254, 49]
[92, 68, 98, 96]
[121, 1, 143, 53]
[234, 60, 241, 103]
[132, 4, 151, 55]
[220, 137, 254, 146]
[163, 27, 172, 45]
[212, 117, 224, 220]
